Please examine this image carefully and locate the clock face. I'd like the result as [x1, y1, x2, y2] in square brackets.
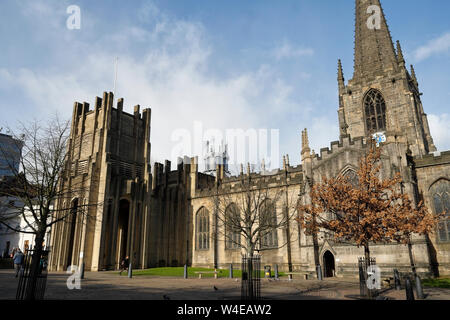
[372, 132, 386, 146]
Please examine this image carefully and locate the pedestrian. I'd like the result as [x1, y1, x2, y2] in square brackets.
[13, 249, 24, 278]
[119, 256, 129, 275]
[10, 247, 17, 259]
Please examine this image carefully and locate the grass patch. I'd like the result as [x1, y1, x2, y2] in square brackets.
[119, 267, 285, 278]
[422, 278, 450, 289]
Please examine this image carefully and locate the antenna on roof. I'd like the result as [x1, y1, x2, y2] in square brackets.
[113, 57, 119, 97]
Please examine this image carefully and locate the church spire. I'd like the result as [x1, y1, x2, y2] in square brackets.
[353, 0, 398, 81]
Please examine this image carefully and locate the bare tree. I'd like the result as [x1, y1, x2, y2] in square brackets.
[0, 116, 99, 300]
[213, 179, 299, 259]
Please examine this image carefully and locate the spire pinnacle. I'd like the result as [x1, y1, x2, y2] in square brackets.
[410, 64, 418, 86]
[301, 129, 311, 159]
[353, 0, 398, 80]
[396, 40, 405, 65]
[338, 59, 345, 92]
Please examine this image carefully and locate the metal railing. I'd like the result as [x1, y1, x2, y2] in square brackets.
[241, 254, 261, 300]
[16, 250, 49, 300]
[358, 257, 377, 298]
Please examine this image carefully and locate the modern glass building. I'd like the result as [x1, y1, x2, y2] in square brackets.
[0, 133, 23, 177]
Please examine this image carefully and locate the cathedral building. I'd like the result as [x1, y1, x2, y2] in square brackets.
[49, 0, 449, 277]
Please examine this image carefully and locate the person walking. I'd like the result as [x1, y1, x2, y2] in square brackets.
[119, 256, 129, 275]
[13, 249, 25, 278]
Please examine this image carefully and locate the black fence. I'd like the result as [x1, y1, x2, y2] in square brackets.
[16, 250, 49, 300]
[241, 255, 261, 300]
[358, 257, 377, 298]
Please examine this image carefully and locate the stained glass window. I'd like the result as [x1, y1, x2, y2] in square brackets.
[196, 207, 210, 250]
[225, 204, 241, 250]
[260, 200, 278, 249]
[364, 89, 387, 133]
[430, 180, 450, 242]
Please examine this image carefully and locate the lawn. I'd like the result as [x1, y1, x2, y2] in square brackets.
[422, 278, 450, 289]
[119, 267, 285, 279]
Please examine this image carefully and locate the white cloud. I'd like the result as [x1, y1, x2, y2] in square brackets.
[272, 40, 314, 61]
[0, 1, 320, 171]
[413, 32, 450, 62]
[428, 113, 450, 152]
[309, 117, 340, 154]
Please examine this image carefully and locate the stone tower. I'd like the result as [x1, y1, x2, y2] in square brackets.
[338, 0, 436, 157]
[49, 92, 153, 271]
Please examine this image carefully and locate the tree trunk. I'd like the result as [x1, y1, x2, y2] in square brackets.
[407, 238, 417, 277]
[312, 231, 320, 266]
[363, 243, 373, 299]
[364, 243, 370, 263]
[312, 213, 320, 267]
[25, 231, 45, 300]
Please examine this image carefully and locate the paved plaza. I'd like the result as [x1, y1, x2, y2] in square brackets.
[0, 270, 449, 300]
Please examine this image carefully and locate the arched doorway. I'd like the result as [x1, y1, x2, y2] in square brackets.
[323, 251, 335, 278]
[117, 199, 130, 267]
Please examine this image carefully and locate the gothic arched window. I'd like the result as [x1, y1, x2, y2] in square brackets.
[364, 89, 387, 133]
[196, 207, 210, 250]
[430, 180, 450, 242]
[343, 169, 359, 188]
[225, 204, 241, 250]
[260, 200, 278, 249]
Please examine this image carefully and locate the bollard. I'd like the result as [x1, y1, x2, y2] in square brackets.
[274, 264, 279, 280]
[415, 274, 424, 299]
[128, 262, 132, 278]
[229, 264, 233, 279]
[184, 264, 188, 279]
[405, 277, 415, 301]
[80, 262, 85, 280]
[394, 269, 401, 290]
[316, 265, 323, 281]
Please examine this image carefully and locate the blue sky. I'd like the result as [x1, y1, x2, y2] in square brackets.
[0, 0, 449, 171]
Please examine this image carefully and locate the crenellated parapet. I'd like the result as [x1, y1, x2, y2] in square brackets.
[311, 134, 368, 162]
[67, 92, 152, 184]
[193, 161, 304, 199]
[413, 151, 450, 168]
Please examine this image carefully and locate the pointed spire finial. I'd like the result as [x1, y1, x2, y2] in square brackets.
[396, 40, 405, 65]
[301, 129, 311, 161]
[302, 129, 310, 150]
[338, 59, 345, 92]
[410, 64, 418, 87]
